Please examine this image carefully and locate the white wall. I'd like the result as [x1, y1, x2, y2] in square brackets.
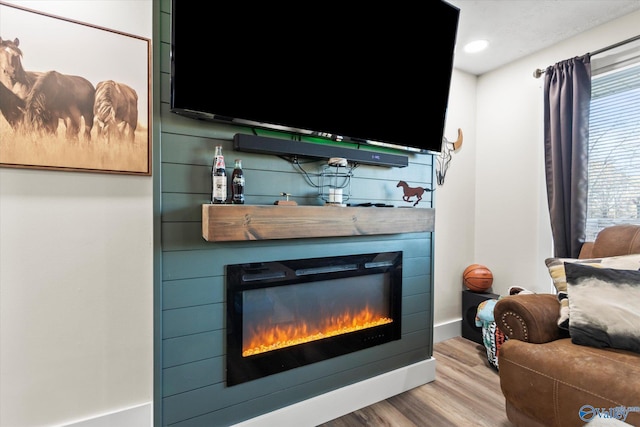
[433, 8, 640, 339]
[433, 70, 478, 338]
[0, 2, 153, 427]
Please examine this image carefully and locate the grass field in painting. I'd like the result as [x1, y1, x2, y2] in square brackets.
[0, 117, 149, 174]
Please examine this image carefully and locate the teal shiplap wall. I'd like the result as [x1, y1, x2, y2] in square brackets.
[155, 1, 435, 425]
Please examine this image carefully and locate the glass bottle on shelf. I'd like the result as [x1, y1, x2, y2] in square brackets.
[212, 145, 227, 204]
[231, 159, 245, 204]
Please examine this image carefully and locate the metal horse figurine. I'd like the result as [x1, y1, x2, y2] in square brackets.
[397, 180, 432, 206]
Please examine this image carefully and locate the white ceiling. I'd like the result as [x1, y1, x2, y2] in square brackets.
[447, 0, 640, 76]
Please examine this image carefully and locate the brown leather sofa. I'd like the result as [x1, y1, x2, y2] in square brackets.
[494, 224, 640, 427]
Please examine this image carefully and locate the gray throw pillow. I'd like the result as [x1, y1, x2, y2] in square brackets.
[564, 262, 640, 354]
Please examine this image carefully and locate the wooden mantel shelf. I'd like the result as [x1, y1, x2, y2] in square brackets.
[202, 204, 435, 242]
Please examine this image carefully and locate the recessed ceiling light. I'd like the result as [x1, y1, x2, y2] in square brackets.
[463, 39, 489, 53]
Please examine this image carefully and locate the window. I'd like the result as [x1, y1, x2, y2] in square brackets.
[586, 51, 640, 241]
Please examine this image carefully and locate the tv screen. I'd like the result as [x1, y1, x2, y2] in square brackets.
[170, 2, 459, 154]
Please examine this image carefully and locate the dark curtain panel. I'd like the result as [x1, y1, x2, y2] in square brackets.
[543, 55, 591, 258]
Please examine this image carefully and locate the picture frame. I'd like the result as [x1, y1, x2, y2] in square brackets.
[0, 1, 151, 175]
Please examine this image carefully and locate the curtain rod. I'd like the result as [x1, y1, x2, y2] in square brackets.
[533, 34, 640, 78]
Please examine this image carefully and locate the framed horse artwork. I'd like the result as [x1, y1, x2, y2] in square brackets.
[0, 1, 151, 175]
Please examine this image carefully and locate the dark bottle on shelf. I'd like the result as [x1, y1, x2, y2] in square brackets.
[212, 145, 227, 204]
[231, 159, 245, 204]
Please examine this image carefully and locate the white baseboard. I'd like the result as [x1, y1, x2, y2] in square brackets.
[433, 318, 461, 343]
[59, 402, 152, 427]
[56, 341, 450, 427]
[233, 358, 436, 427]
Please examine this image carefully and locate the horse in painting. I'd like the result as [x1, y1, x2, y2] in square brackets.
[93, 80, 138, 142]
[1, 37, 95, 139]
[0, 37, 41, 100]
[0, 81, 25, 130]
[23, 70, 95, 140]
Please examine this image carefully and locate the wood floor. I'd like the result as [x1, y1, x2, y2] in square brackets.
[317, 336, 514, 427]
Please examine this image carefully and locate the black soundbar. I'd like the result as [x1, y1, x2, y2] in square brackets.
[233, 134, 408, 168]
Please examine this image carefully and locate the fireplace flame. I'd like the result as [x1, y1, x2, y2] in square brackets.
[243, 307, 392, 357]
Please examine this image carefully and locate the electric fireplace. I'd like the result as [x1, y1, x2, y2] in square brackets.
[225, 251, 403, 386]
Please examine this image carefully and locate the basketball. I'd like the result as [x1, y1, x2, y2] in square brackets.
[463, 264, 493, 292]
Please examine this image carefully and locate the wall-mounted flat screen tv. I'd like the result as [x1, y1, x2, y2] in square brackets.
[170, 1, 459, 154]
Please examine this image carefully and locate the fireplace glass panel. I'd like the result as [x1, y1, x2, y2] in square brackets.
[226, 252, 402, 386]
[242, 274, 391, 356]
